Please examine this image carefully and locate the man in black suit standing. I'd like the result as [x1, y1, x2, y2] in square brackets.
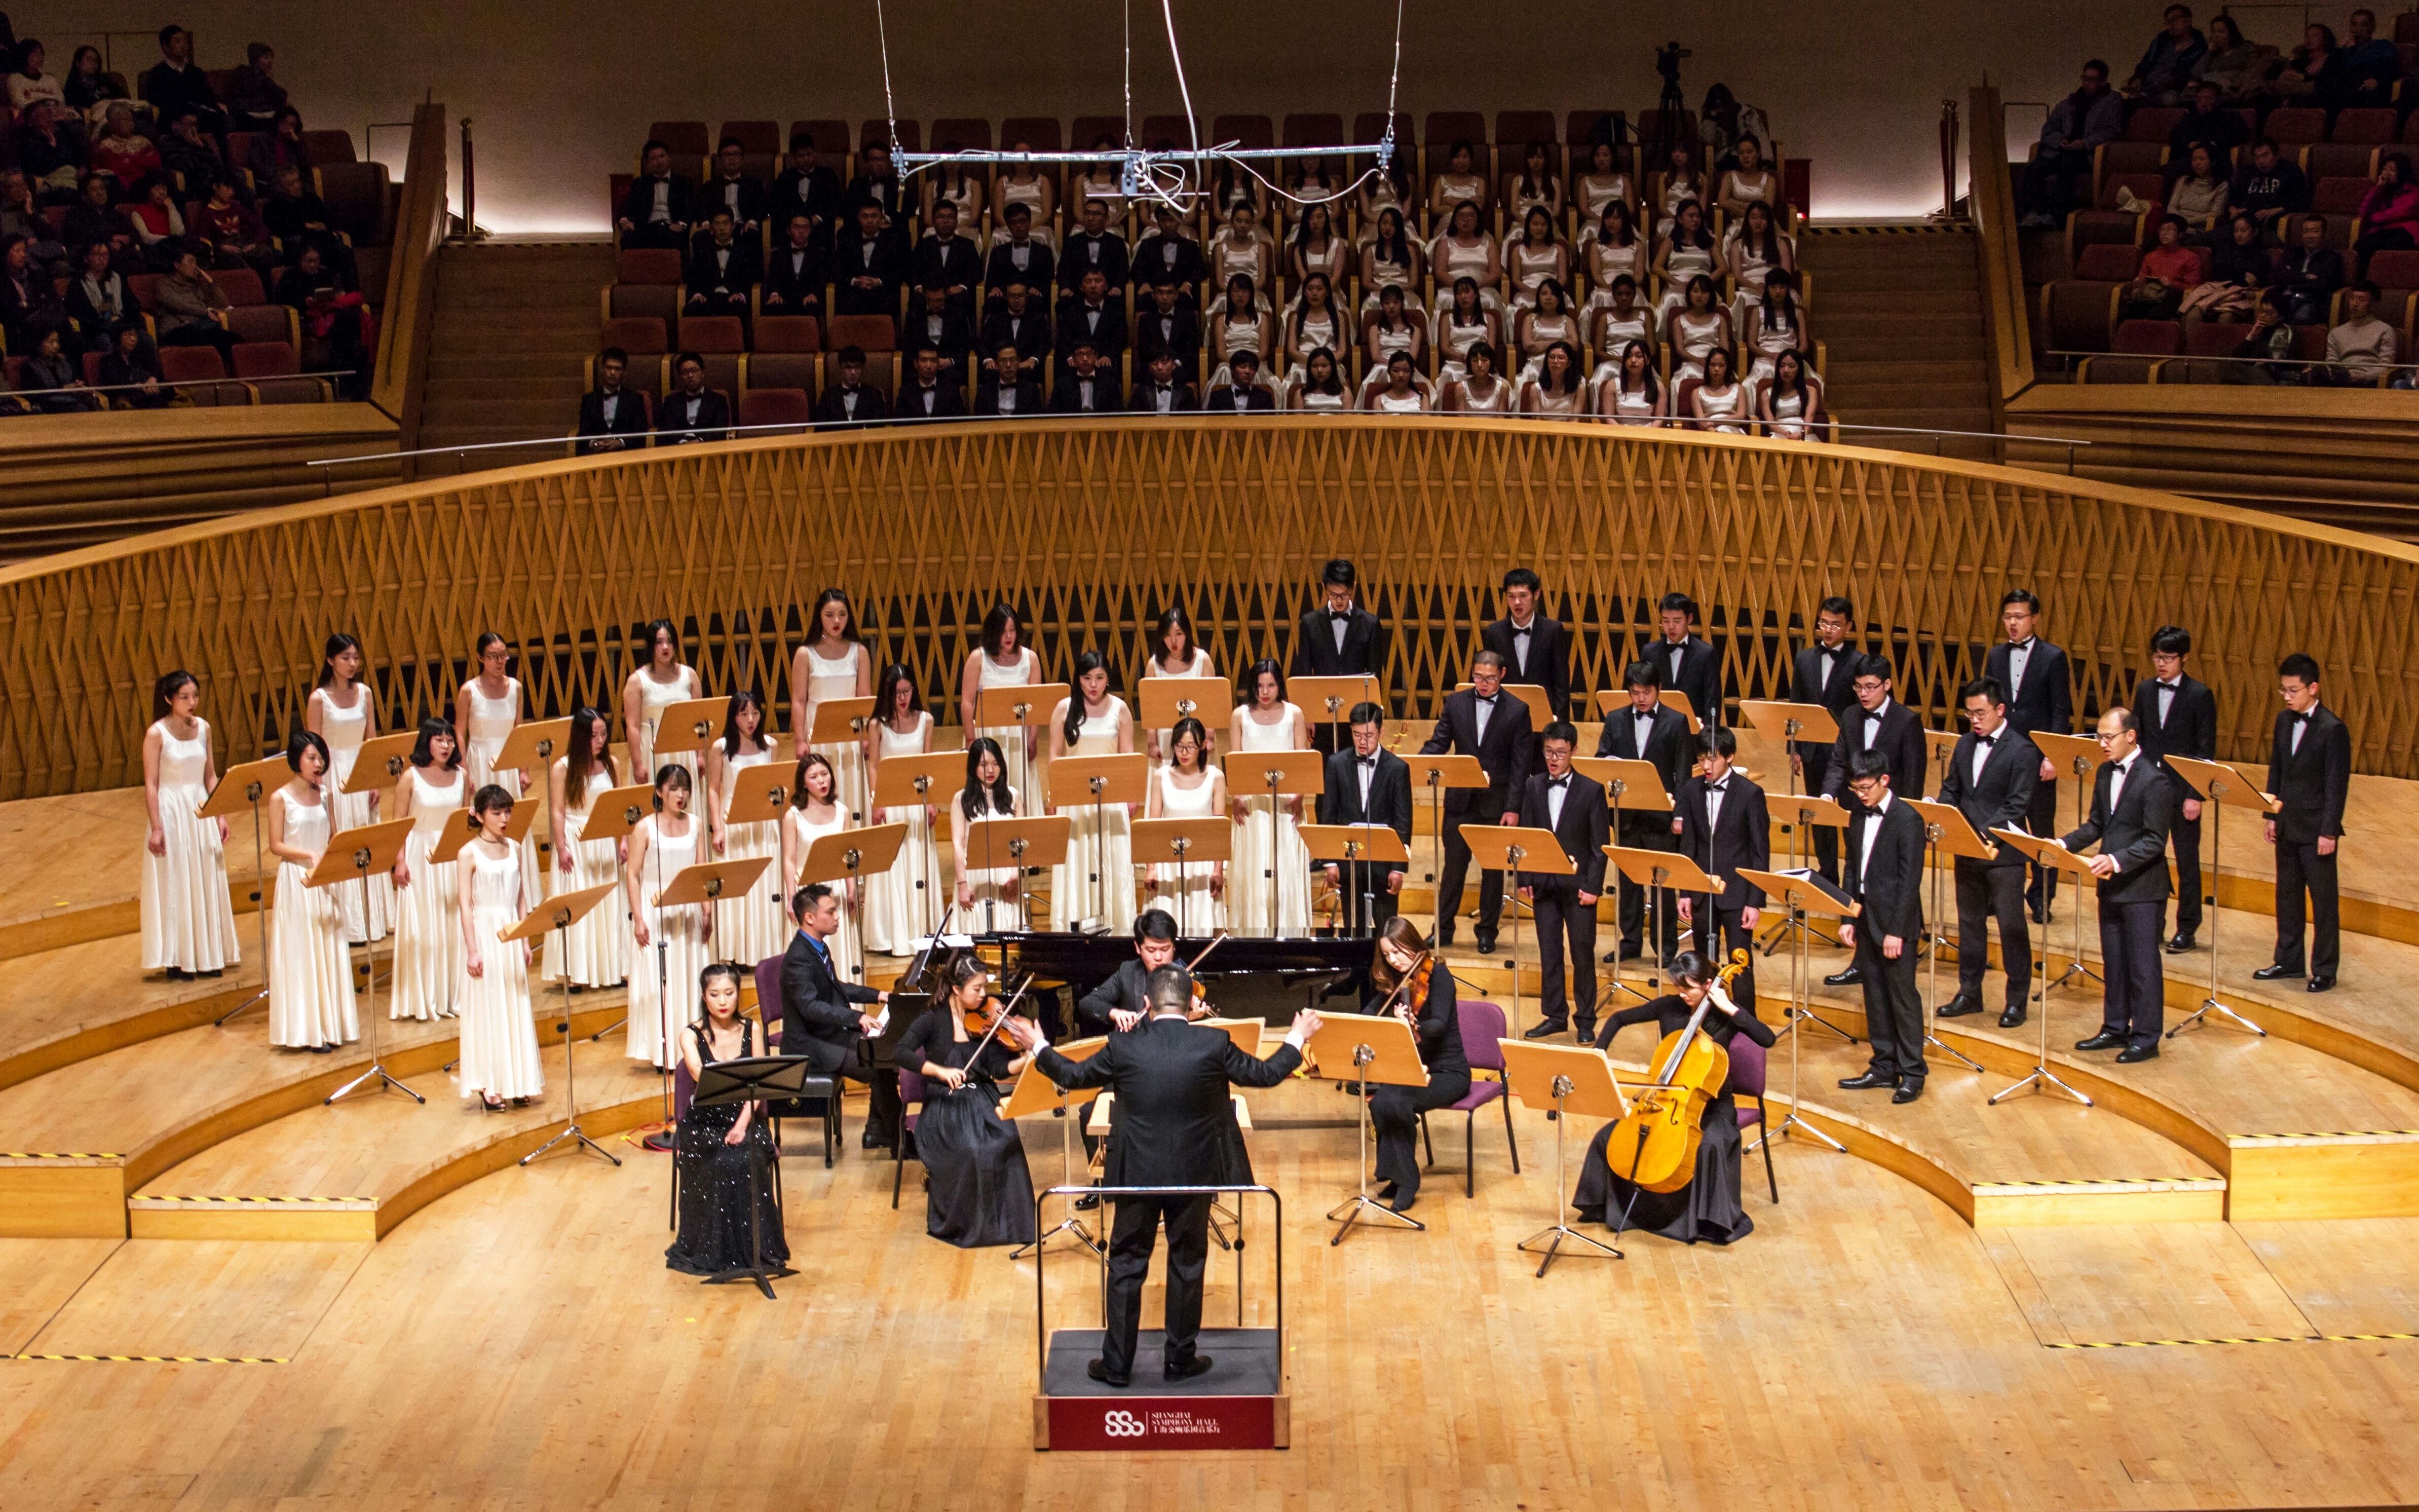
[1128, 349, 1199, 413]
[1317, 703, 1413, 935]
[2134, 625, 2218, 952]
[1790, 595, 1867, 883]
[810, 345, 889, 428]
[574, 346, 650, 455]
[895, 346, 964, 422]
[655, 351, 732, 445]
[1820, 655, 1927, 987]
[1674, 727, 1770, 1022]
[1836, 750, 1929, 1104]
[1048, 341, 1124, 413]
[1006, 970, 1316, 1388]
[1596, 660, 1693, 965]
[1986, 589, 2074, 923]
[1514, 721, 1609, 1040]
[2256, 653, 2351, 992]
[1934, 677, 2040, 1028]
[1291, 558, 1388, 752]
[778, 884, 900, 1146]
[1481, 566, 1571, 722]
[1418, 650, 1530, 953]
[1200, 349, 1277, 411]
[2061, 708, 2179, 1057]
[1647, 591, 1725, 729]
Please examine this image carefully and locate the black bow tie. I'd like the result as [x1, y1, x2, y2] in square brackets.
[2159, 680, 2180, 690]
[2289, 709, 2312, 723]
[1708, 780, 1728, 794]
[1329, 611, 1351, 623]
[1976, 734, 1997, 746]
[1475, 694, 1497, 705]
[1547, 775, 1570, 789]
[1358, 755, 1377, 767]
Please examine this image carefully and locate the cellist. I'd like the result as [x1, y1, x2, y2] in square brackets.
[1362, 916, 1470, 1215]
[1572, 949, 1775, 1245]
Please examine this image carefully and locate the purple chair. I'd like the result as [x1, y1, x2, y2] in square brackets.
[1418, 1000, 1522, 1197]
[750, 954, 844, 1167]
[1729, 1030, 1779, 1203]
[891, 1064, 928, 1209]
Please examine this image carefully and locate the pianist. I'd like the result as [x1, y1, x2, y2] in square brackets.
[779, 883, 902, 1149]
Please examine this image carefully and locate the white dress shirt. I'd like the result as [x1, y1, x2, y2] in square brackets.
[1970, 731, 1997, 787]
[1545, 773, 1570, 829]
[2156, 679, 2178, 723]
[1858, 790, 1894, 883]
[2008, 637, 2034, 698]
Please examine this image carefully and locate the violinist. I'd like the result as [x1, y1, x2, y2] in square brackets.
[778, 883, 899, 1150]
[1075, 908, 1181, 1035]
[1574, 950, 1774, 1245]
[1363, 915, 1471, 1213]
[891, 954, 1038, 1248]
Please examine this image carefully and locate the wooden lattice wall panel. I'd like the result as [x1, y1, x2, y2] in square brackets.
[4, 418, 2416, 799]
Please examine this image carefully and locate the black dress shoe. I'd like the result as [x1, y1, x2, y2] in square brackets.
[2308, 975, 2336, 993]
[1998, 1005, 2028, 1029]
[1522, 1018, 1570, 1040]
[1086, 1358, 1131, 1388]
[862, 1128, 888, 1150]
[2115, 1044, 2160, 1064]
[2252, 962, 2305, 982]
[1388, 1191, 1418, 1214]
[1476, 937, 1498, 955]
[2073, 1030, 2126, 1051]
[1892, 1078, 1924, 1104]
[1936, 995, 1984, 1018]
[1073, 1193, 1101, 1212]
[1166, 1354, 1214, 1382]
[1434, 928, 1455, 950]
[2165, 933, 2197, 954]
[1616, 942, 1643, 961]
[1837, 1070, 1894, 1090]
[1824, 965, 1864, 987]
[1573, 1019, 1597, 1044]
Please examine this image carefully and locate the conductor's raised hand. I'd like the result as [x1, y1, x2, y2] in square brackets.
[1288, 1007, 1324, 1046]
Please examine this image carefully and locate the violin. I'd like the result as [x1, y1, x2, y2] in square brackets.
[1602, 948, 1751, 1195]
[1185, 931, 1228, 1018]
[960, 970, 1038, 1067]
[1374, 949, 1435, 1027]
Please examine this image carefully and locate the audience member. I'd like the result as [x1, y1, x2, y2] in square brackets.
[245, 107, 311, 182]
[2188, 13, 2262, 103]
[158, 108, 228, 197]
[19, 324, 95, 411]
[2332, 8, 2402, 109]
[761, 213, 825, 319]
[2165, 145, 2230, 232]
[911, 199, 980, 323]
[63, 44, 131, 130]
[683, 209, 761, 326]
[88, 103, 165, 186]
[2, 171, 68, 262]
[2276, 213, 2346, 324]
[810, 345, 888, 427]
[977, 279, 1048, 377]
[194, 177, 275, 278]
[704, 137, 767, 238]
[574, 346, 650, 453]
[771, 131, 843, 240]
[616, 140, 697, 251]
[65, 240, 135, 350]
[2225, 294, 2301, 384]
[139, 26, 226, 142]
[262, 164, 351, 276]
[2177, 214, 2269, 331]
[2352, 155, 2418, 279]
[2319, 282, 2399, 385]
[2167, 82, 2247, 179]
[896, 345, 963, 421]
[1054, 266, 1126, 366]
[1135, 276, 1202, 382]
[2019, 60, 2123, 226]
[1202, 349, 1275, 411]
[222, 42, 287, 131]
[98, 321, 171, 407]
[2263, 24, 2341, 107]
[903, 283, 974, 384]
[0, 231, 63, 347]
[2125, 4, 2208, 104]
[124, 178, 190, 269]
[152, 245, 236, 363]
[656, 351, 732, 444]
[1049, 340, 1123, 412]
[2229, 140, 2308, 242]
[17, 101, 88, 201]
[1059, 200, 1130, 300]
[831, 199, 906, 319]
[280, 244, 370, 398]
[7, 36, 62, 113]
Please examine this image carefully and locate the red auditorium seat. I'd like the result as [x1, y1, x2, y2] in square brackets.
[2124, 107, 2184, 143]
[2313, 176, 2374, 215]
[1210, 116, 1274, 152]
[158, 344, 242, 404]
[231, 341, 328, 403]
[599, 317, 669, 357]
[930, 117, 994, 153]
[745, 317, 822, 395]
[737, 388, 813, 428]
[1000, 117, 1064, 154]
[825, 315, 897, 353]
[789, 120, 849, 174]
[1283, 114, 1344, 149]
[2264, 108, 2326, 148]
[2331, 109, 2397, 145]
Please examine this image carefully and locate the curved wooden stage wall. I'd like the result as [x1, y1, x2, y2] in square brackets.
[4, 417, 2418, 799]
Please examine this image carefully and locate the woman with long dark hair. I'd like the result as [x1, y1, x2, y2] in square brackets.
[306, 632, 392, 943]
[626, 763, 711, 1068]
[456, 632, 543, 908]
[666, 962, 788, 1272]
[960, 601, 1040, 806]
[704, 691, 785, 967]
[1227, 660, 1312, 936]
[789, 587, 873, 824]
[542, 707, 628, 989]
[389, 717, 468, 1022]
[953, 737, 1023, 928]
[1140, 605, 1213, 765]
[863, 664, 938, 952]
[1144, 717, 1227, 931]
[622, 618, 701, 789]
[892, 953, 1037, 1248]
[265, 731, 358, 1052]
[779, 751, 861, 982]
[1048, 650, 1137, 932]
[1360, 914, 1469, 1213]
[141, 670, 239, 979]
[1598, 338, 1666, 425]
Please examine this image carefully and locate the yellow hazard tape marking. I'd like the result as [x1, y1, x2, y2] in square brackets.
[10, 1352, 287, 1364]
[0, 1152, 126, 1160]
[2048, 1331, 2419, 1351]
[2250, 1129, 2419, 1141]
[131, 1194, 374, 1205]
[1978, 1177, 2215, 1189]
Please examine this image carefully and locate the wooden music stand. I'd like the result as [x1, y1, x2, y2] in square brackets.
[431, 797, 540, 864]
[1604, 841, 1715, 988]
[1739, 700, 1839, 796]
[799, 823, 909, 977]
[1302, 1010, 1429, 1242]
[307, 816, 417, 1106]
[1923, 727, 1960, 791]
[1400, 752, 1485, 887]
[200, 753, 290, 1026]
[578, 783, 659, 848]
[1129, 817, 1230, 934]
[873, 749, 963, 938]
[1757, 790, 1853, 960]
[510, 879, 627, 1168]
[976, 682, 1069, 751]
[1137, 676, 1236, 743]
[961, 814, 1073, 933]
[646, 696, 727, 777]
[1735, 867, 1858, 1154]
[1002, 1035, 1108, 1261]
[1289, 674, 1383, 750]
[1497, 1040, 1631, 1274]
[1222, 749, 1324, 938]
[496, 716, 574, 781]
[1903, 799, 1993, 1074]
[1301, 823, 1410, 939]
[1047, 753, 1148, 933]
[807, 696, 879, 820]
[341, 731, 420, 797]
[1986, 829, 2099, 1106]
[2160, 755, 2279, 1040]
[1464, 825, 1573, 1032]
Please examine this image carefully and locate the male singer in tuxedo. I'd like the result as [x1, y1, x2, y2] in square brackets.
[2061, 708, 2179, 1057]
[778, 885, 901, 1146]
[1790, 596, 1868, 882]
[1481, 567, 1572, 721]
[1647, 591, 1725, 729]
[1836, 751, 1929, 1103]
[1675, 727, 1770, 1022]
[2134, 625, 2218, 952]
[1986, 589, 2074, 923]
[2257, 653, 2351, 992]
[574, 347, 651, 454]
[1200, 349, 1277, 411]
[1514, 722, 1609, 1040]
[1934, 677, 2040, 1028]
[1291, 558, 1388, 752]
[1418, 650, 1531, 952]
[1820, 655, 1926, 986]
[1317, 703, 1413, 935]
[1007, 972, 1315, 1388]
[1595, 660, 1693, 965]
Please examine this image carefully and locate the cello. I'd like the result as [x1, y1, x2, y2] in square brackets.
[1602, 949, 1753, 1195]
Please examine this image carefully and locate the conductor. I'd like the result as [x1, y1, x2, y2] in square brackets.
[1005, 969, 1318, 1388]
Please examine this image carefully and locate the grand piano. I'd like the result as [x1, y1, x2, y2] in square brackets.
[975, 929, 1373, 1029]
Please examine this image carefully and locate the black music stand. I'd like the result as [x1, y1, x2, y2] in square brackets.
[691, 1055, 810, 1298]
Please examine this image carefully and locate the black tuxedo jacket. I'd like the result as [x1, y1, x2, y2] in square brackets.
[771, 165, 843, 233]
[2061, 757, 2177, 904]
[654, 389, 731, 444]
[574, 387, 651, 452]
[619, 173, 698, 234]
[831, 225, 908, 290]
[910, 234, 982, 297]
[978, 307, 1050, 369]
[1049, 370, 1126, 413]
[1593, 702, 1692, 806]
[973, 374, 1046, 415]
[1986, 637, 2074, 740]
[1514, 770, 1610, 893]
[1133, 305, 1204, 368]
[1133, 232, 1207, 289]
[1318, 746, 1413, 841]
[810, 383, 888, 426]
[982, 239, 1056, 295]
[778, 930, 880, 1052]
[1054, 298, 1128, 362]
[1128, 379, 1199, 412]
[902, 309, 976, 368]
[1676, 772, 1771, 909]
[762, 243, 826, 312]
[1036, 1015, 1301, 1188]
[1419, 687, 1532, 818]
[1790, 641, 1872, 757]
[1201, 384, 1276, 412]
[1644, 634, 1724, 728]
[1825, 698, 1929, 805]
[2133, 674, 2217, 786]
[1845, 797, 1926, 939]
[1074, 958, 1150, 1037]
[895, 379, 964, 419]
[2269, 705, 2350, 843]
[1482, 616, 1572, 719]
[1056, 230, 1131, 294]
[684, 236, 762, 297]
[702, 173, 768, 229]
[1935, 729, 2042, 868]
[1292, 605, 1387, 679]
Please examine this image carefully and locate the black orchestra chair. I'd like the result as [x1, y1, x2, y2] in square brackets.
[891, 1064, 928, 1209]
[749, 955, 844, 1167]
[1729, 1030, 1779, 1203]
[1419, 999, 1521, 1198]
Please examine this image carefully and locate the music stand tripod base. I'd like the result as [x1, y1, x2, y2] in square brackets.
[1011, 1104, 1107, 1264]
[1327, 1049, 1425, 1245]
[523, 911, 624, 1169]
[1516, 1084, 1621, 1276]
